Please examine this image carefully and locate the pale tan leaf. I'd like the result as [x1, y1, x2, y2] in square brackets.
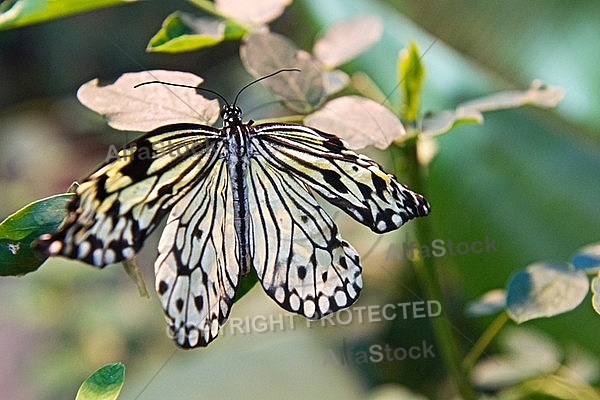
[77, 70, 220, 131]
[215, 0, 291, 26]
[460, 80, 565, 112]
[313, 15, 383, 68]
[305, 96, 405, 150]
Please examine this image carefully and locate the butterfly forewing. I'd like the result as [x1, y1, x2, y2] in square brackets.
[248, 157, 362, 319]
[252, 123, 430, 233]
[33, 124, 223, 266]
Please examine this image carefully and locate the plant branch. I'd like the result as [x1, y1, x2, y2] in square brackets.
[397, 139, 477, 400]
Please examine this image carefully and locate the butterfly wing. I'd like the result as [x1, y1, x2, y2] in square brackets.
[252, 123, 430, 233]
[248, 157, 362, 319]
[154, 158, 239, 348]
[33, 124, 223, 267]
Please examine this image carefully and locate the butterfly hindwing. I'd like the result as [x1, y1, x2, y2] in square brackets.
[154, 159, 239, 348]
[248, 157, 362, 319]
[252, 123, 430, 233]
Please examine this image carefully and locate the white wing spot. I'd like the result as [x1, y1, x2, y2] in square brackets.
[104, 248, 115, 264]
[346, 282, 358, 298]
[289, 293, 301, 311]
[188, 329, 199, 346]
[77, 241, 91, 258]
[334, 291, 348, 307]
[210, 319, 220, 337]
[274, 287, 285, 303]
[7, 242, 20, 255]
[356, 275, 363, 288]
[122, 247, 135, 259]
[318, 296, 330, 314]
[48, 241, 63, 255]
[303, 299, 316, 317]
[92, 249, 104, 266]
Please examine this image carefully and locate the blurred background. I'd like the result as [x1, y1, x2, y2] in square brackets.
[1, 0, 600, 399]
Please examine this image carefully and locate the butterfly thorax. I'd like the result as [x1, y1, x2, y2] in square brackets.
[224, 105, 252, 275]
[220, 104, 243, 126]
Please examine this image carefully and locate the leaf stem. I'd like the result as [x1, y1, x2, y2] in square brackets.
[462, 311, 509, 372]
[397, 139, 477, 400]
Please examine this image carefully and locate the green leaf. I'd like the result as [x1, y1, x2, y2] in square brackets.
[240, 32, 325, 113]
[506, 262, 589, 323]
[0, 193, 73, 276]
[0, 0, 134, 30]
[147, 11, 246, 53]
[75, 363, 125, 400]
[398, 41, 425, 123]
[572, 242, 600, 273]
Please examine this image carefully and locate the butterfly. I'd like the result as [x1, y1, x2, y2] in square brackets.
[33, 70, 430, 348]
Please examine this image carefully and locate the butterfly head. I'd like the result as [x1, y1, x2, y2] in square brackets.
[220, 104, 243, 125]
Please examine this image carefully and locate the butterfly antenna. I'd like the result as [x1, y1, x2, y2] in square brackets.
[134, 80, 229, 105]
[232, 68, 301, 106]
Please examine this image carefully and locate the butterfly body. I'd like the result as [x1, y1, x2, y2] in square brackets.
[223, 106, 253, 275]
[34, 101, 430, 348]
